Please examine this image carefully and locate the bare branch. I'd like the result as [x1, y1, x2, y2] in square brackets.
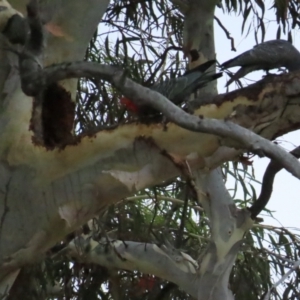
[64, 236, 199, 298]
[144, 46, 182, 85]
[214, 16, 236, 51]
[249, 146, 300, 218]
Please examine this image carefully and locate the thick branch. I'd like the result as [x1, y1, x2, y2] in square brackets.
[65, 237, 199, 298]
[16, 60, 300, 180]
[193, 168, 253, 300]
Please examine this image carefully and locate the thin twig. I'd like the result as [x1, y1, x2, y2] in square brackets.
[214, 16, 236, 51]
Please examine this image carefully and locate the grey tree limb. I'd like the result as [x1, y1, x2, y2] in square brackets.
[192, 168, 253, 300]
[64, 237, 199, 298]
[8, 52, 300, 180]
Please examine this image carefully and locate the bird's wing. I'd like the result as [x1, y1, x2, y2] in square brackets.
[151, 76, 190, 100]
[221, 40, 300, 69]
[222, 40, 300, 86]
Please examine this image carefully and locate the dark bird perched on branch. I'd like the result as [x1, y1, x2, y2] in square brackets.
[221, 39, 300, 87]
[121, 60, 222, 115]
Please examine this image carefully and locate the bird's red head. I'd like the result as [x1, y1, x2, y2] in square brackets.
[120, 97, 140, 114]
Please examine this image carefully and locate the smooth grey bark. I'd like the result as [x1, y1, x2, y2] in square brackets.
[65, 238, 199, 298]
[172, 0, 219, 97]
[193, 168, 252, 300]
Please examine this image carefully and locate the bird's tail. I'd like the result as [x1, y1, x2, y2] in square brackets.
[220, 57, 237, 70]
[193, 71, 223, 90]
[220, 52, 249, 70]
[168, 61, 222, 105]
[184, 60, 222, 90]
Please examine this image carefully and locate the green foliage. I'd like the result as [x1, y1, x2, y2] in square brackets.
[222, 0, 300, 43]
[75, 0, 186, 133]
